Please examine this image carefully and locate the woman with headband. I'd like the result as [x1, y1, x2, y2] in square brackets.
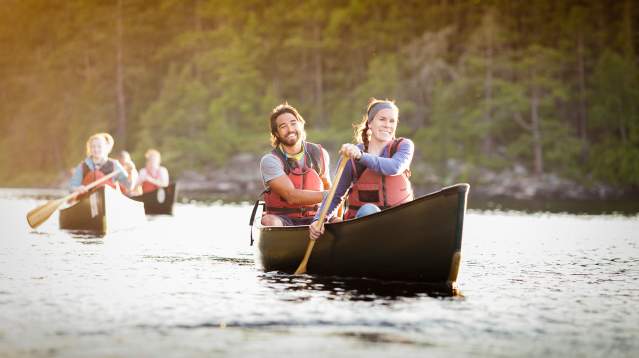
[309, 98, 414, 240]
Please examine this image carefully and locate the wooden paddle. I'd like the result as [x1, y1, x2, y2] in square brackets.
[294, 155, 349, 275]
[26, 170, 121, 229]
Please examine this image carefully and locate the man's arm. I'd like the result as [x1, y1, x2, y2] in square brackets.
[261, 153, 325, 205]
[267, 175, 325, 206]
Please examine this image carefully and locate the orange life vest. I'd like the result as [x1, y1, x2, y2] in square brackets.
[345, 138, 413, 219]
[263, 142, 325, 219]
[141, 168, 163, 193]
[81, 159, 117, 189]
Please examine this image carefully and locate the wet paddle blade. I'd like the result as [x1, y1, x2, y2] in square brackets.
[293, 239, 315, 275]
[26, 198, 65, 229]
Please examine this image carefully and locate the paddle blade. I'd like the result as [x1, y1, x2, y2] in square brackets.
[293, 264, 307, 275]
[293, 239, 316, 275]
[26, 198, 65, 229]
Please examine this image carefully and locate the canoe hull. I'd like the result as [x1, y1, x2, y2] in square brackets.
[59, 186, 146, 235]
[131, 182, 177, 215]
[256, 183, 469, 284]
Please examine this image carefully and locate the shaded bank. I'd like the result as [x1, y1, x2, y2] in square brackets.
[170, 154, 638, 215]
[177, 153, 637, 195]
[7, 153, 637, 215]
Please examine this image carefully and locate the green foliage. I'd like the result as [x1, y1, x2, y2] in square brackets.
[0, 0, 637, 187]
[589, 51, 639, 184]
[138, 64, 211, 173]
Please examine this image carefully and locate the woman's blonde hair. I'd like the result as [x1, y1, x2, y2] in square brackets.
[85, 132, 114, 156]
[145, 149, 161, 162]
[353, 98, 399, 151]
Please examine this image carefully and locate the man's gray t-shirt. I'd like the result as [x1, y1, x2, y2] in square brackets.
[260, 148, 330, 188]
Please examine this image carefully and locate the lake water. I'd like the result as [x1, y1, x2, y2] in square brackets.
[1, 188, 638, 357]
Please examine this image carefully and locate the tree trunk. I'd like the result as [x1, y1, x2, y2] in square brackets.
[482, 19, 494, 156]
[623, 0, 635, 60]
[576, 30, 588, 162]
[531, 88, 543, 176]
[313, 23, 324, 124]
[193, 0, 202, 81]
[618, 102, 628, 144]
[115, 0, 127, 147]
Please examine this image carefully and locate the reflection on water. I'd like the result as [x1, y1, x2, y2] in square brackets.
[68, 232, 106, 244]
[0, 188, 638, 357]
[260, 272, 460, 301]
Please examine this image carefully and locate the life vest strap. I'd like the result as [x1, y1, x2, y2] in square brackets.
[271, 141, 324, 176]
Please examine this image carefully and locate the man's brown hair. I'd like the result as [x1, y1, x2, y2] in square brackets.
[269, 102, 307, 147]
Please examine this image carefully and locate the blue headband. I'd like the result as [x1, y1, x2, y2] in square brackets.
[367, 102, 396, 123]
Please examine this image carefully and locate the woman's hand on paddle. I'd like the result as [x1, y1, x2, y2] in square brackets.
[70, 185, 88, 200]
[339, 143, 362, 160]
[309, 220, 324, 240]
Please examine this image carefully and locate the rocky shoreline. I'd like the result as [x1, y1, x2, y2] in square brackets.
[174, 154, 635, 202]
[34, 153, 635, 203]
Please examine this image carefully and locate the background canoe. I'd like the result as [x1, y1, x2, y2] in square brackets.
[131, 182, 177, 215]
[59, 185, 146, 235]
[255, 183, 469, 286]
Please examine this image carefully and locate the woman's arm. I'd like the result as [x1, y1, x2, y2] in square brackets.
[313, 156, 354, 222]
[158, 167, 169, 187]
[133, 168, 145, 189]
[358, 139, 414, 176]
[69, 163, 84, 191]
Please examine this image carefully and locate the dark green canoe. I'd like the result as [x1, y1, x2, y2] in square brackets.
[254, 183, 469, 287]
[59, 185, 146, 235]
[131, 182, 178, 215]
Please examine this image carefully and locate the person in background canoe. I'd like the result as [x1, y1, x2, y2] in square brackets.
[260, 103, 331, 227]
[135, 149, 169, 194]
[309, 98, 414, 240]
[69, 132, 131, 196]
[118, 150, 142, 196]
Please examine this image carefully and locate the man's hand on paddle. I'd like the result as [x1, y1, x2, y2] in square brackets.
[309, 220, 324, 240]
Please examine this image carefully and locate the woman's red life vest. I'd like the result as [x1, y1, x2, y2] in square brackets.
[81, 159, 117, 189]
[263, 142, 325, 219]
[345, 138, 413, 219]
[141, 168, 163, 193]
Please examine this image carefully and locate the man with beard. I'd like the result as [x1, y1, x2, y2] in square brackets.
[259, 103, 331, 226]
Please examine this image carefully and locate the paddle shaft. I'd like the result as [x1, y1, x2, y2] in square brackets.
[26, 169, 121, 229]
[63, 170, 121, 202]
[294, 155, 348, 275]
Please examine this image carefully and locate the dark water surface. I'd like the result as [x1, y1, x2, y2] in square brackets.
[1, 188, 638, 357]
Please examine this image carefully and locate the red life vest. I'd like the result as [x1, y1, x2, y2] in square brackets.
[263, 142, 325, 219]
[141, 168, 163, 193]
[81, 159, 117, 189]
[345, 138, 413, 219]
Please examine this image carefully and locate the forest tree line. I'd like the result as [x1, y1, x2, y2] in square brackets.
[1, 0, 637, 189]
